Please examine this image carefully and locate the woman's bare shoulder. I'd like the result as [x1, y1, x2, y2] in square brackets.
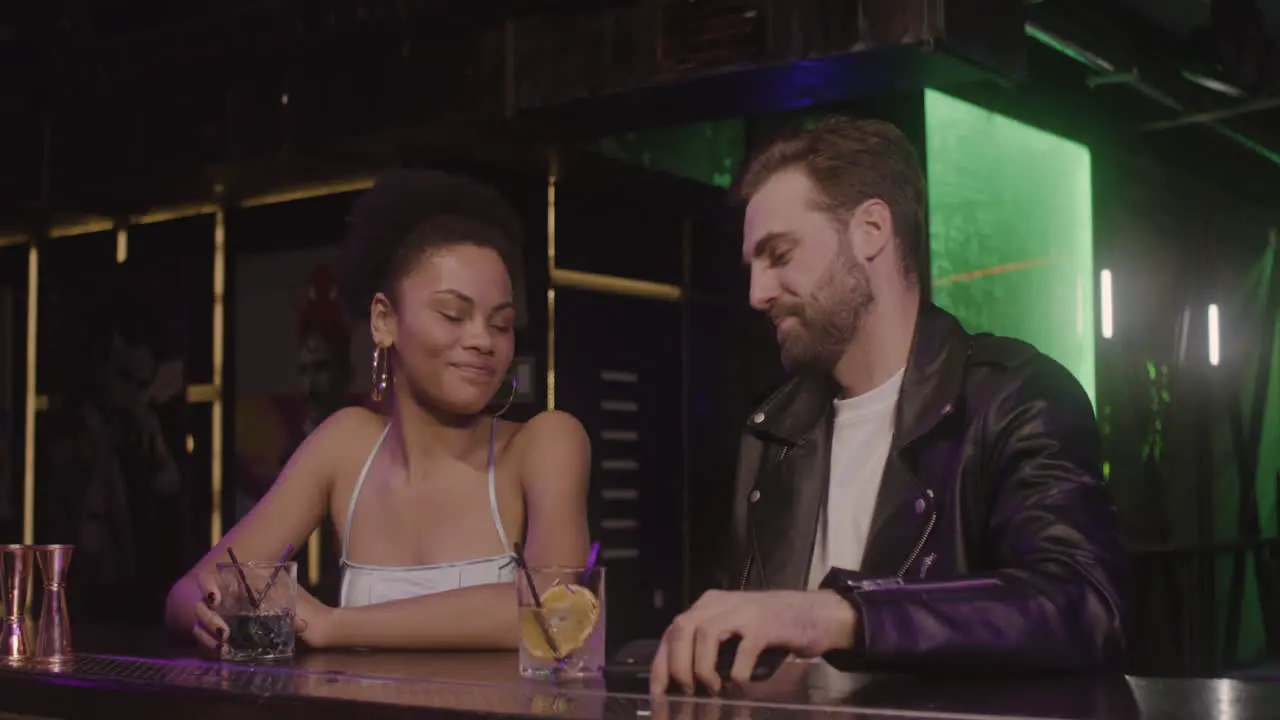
[506, 410, 589, 467]
[301, 406, 389, 466]
[508, 410, 587, 445]
[318, 405, 386, 434]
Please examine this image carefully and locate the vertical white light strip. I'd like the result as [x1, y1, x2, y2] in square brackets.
[1099, 269, 1113, 339]
[1208, 304, 1220, 367]
[1177, 306, 1191, 364]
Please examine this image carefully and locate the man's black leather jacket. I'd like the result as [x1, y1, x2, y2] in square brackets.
[725, 304, 1130, 672]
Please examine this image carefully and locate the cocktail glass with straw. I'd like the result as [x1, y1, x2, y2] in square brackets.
[515, 542, 606, 680]
[215, 547, 297, 661]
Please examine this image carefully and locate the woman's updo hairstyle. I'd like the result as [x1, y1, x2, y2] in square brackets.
[336, 169, 523, 319]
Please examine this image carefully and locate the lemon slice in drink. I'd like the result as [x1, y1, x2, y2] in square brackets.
[519, 584, 600, 659]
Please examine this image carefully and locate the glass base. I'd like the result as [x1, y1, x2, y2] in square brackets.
[220, 610, 296, 662]
[520, 665, 601, 681]
[224, 649, 295, 662]
[520, 651, 603, 681]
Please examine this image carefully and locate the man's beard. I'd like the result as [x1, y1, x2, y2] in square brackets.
[771, 251, 873, 371]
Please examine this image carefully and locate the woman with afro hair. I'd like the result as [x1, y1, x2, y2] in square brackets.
[165, 170, 591, 653]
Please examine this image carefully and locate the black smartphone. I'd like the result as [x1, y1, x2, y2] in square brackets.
[716, 636, 789, 683]
[603, 658, 656, 694]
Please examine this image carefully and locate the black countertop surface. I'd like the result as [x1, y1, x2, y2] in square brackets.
[0, 627, 1274, 719]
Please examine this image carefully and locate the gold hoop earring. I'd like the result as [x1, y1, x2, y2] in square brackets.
[493, 376, 518, 418]
[371, 346, 391, 402]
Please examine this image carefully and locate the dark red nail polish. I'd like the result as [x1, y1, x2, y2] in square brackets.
[205, 592, 215, 606]
[215, 627, 225, 640]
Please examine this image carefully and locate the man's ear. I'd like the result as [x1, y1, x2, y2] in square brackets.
[845, 198, 894, 263]
[370, 292, 396, 348]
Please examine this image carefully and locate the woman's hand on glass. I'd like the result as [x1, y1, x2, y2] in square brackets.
[192, 572, 229, 659]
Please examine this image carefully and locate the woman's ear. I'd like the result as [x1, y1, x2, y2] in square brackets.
[370, 292, 396, 348]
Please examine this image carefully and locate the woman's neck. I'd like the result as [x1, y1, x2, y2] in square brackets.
[386, 387, 490, 478]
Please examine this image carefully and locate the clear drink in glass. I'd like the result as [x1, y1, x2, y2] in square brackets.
[214, 560, 297, 661]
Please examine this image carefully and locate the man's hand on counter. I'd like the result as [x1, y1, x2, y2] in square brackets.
[649, 589, 858, 696]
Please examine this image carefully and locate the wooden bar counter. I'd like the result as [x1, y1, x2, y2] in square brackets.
[0, 627, 1276, 719]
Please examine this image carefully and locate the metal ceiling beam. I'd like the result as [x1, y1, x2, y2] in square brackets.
[1026, 0, 1280, 168]
[1140, 96, 1280, 130]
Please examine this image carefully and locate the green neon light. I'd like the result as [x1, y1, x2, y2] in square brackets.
[597, 120, 745, 189]
[1217, 242, 1279, 663]
[924, 88, 1097, 408]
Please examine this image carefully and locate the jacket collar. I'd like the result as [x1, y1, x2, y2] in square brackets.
[747, 303, 969, 448]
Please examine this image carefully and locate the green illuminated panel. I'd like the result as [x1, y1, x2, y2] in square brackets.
[924, 89, 1096, 407]
[597, 119, 744, 188]
[1215, 244, 1279, 662]
[1249, 244, 1279, 542]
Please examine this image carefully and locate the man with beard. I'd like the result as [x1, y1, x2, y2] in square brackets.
[650, 117, 1129, 694]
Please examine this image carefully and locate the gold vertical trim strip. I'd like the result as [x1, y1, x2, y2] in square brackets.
[546, 155, 558, 410]
[547, 153, 558, 268]
[547, 289, 557, 410]
[115, 227, 128, 264]
[22, 245, 38, 545]
[307, 531, 321, 586]
[211, 209, 227, 547]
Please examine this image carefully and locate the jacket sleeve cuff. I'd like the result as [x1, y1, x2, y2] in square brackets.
[818, 570, 873, 671]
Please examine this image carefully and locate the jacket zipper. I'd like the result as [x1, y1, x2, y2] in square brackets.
[857, 577, 1002, 593]
[737, 545, 754, 590]
[895, 489, 937, 578]
[738, 445, 792, 590]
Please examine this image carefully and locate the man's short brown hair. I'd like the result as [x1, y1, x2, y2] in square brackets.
[737, 116, 927, 280]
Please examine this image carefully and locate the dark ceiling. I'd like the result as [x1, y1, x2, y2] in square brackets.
[1119, 0, 1280, 35]
[0, 0, 1278, 230]
[1047, 0, 1280, 165]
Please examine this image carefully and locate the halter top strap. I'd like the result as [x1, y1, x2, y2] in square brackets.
[341, 423, 391, 565]
[485, 415, 512, 553]
[341, 417, 511, 566]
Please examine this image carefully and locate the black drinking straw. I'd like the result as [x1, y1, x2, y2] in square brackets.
[513, 541, 561, 660]
[257, 544, 294, 604]
[225, 547, 260, 610]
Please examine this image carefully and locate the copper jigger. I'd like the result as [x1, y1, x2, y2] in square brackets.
[0, 544, 35, 661]
[33, 544, 74, 665]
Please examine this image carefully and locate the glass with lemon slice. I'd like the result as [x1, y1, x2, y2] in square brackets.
[516, 566, 606, 679]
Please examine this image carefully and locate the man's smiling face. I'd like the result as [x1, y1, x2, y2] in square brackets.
[742, 168, 874, 371]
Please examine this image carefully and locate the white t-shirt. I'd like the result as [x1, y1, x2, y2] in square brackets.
[806, 368, 904, 589]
